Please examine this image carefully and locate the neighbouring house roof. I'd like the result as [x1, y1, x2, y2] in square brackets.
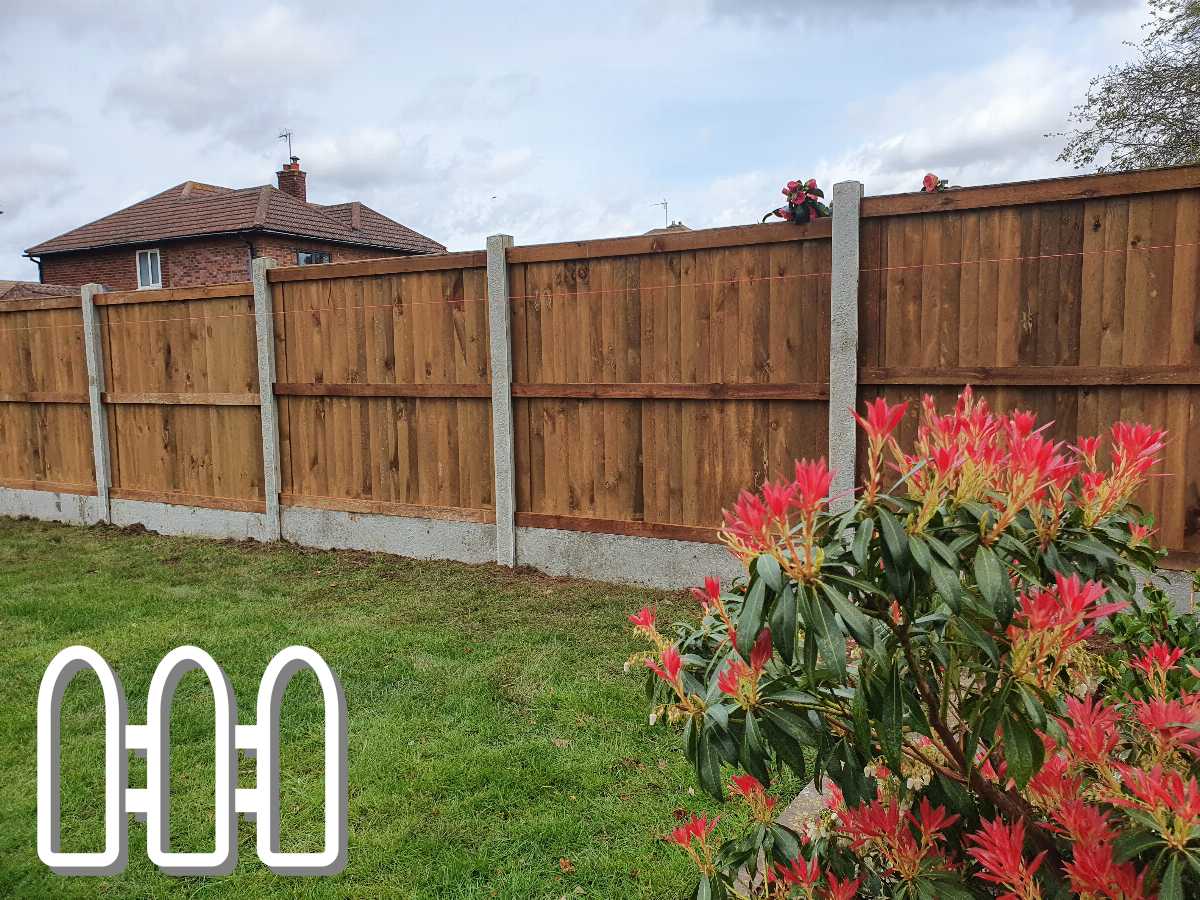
[643, 221, 691, 235]
[25, 181, 445, 257]
[0, 279, 79, 301]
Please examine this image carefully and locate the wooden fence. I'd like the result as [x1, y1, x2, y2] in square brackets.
[1, 165, 1197, 571]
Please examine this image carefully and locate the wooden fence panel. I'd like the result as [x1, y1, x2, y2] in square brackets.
[0, 298, 94, 493]
[270, 263, 494, 521]
[98, 283, 264, 510]
[858, 186, 1200, 566]
[509, 225, 832, 538]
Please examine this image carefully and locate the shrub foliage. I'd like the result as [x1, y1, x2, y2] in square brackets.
[629, 388, 1200, 899]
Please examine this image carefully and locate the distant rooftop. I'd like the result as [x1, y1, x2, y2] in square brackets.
[26, 158, 445, 258]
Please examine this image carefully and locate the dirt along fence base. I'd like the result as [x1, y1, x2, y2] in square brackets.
[1, 166, 1198, 593]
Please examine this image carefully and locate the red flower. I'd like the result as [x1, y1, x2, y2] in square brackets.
[825, 872, 861, 900]
[731, 773, 765, 798]
[1111, 421, 1166, 473]
[628, 606, 656, 631]
[906, 797, 960, 844]
[773, 854, 821, 888]
[922, 173, 939, 192]
[1065, 842, 1150, 900]
[1134, 696, 1200, 751]
[1110, 764, 1200, 827]
[761, 478, 796, 518]
[1049, 799, 1116, 845]
[667, 812, 718, 848]
[749, 628, 773, 672]
[1072, 435, 1101, 466]
[791, 458, 834, 515]
[718, 657, 750, 696]
[966, 817, 1046, 894]
[646, 644, 682, 684]
[1131, 640, 1184, 679]
[852, 397, 908, 445]
[690, 576, 721, 608]
[1129, 523, 1155, 544]
[805, 178, 818, 190]
[1059, 695, 1122, 765]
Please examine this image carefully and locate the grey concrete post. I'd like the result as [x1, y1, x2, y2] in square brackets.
[486, 234, 517, 566]
[80, 283, 112, 522]
[252, 257, 282, 540]
[828, 181, 864, 512]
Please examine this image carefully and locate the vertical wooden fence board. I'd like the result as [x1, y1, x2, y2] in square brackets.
[0, 301, 95, 492]
[857, 184, 1200, 563]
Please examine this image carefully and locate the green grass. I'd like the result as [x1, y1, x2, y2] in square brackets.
[0, 518, 725, 899]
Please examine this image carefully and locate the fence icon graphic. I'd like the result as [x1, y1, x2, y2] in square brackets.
[37, 645, 348, 876]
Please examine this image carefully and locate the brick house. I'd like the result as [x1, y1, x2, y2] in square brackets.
[24, 158, 444, 291]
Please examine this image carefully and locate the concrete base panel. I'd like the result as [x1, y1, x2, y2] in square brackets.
[110, 498, 275, 542]
[281, 506, 495, 565]
[0, 487, 105, 526]
[515, 526, 743, 589]
[1156, 568, 1197, 612]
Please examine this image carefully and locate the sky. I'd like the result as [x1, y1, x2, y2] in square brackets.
[0, 0, 1149, 281]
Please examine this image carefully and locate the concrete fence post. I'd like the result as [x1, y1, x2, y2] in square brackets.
[80, 283, 112, 523]
[828, 181, 864, 512]
[252, 257, 282, 541]
[486, 234, 517, 566]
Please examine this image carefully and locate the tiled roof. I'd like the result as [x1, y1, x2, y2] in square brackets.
[0, 280, 79, 301]
[26, 181, 445, 256]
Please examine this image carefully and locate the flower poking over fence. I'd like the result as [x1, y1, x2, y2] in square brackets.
[922, 173, 949, 192]
[763, 178, 832, 225]
[624, 387, 1197, 898]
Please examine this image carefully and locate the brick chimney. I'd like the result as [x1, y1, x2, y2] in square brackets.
[276, 156, 307, 202]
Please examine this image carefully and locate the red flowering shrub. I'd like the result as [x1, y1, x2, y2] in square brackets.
[628, 388, 1196, 898]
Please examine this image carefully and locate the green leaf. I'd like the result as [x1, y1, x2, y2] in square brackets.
[820, 582, 875, 649]
[1003, 713, 1038, 789]
[1017, 684, 1047, 731]
[736, 580, 767, 660]
[930, 559, 963, 611]
[741, 711, 771, 785]
[756, 554, 783, 593]
[881, 664, 904, 774]
[973, 545, 1006, 613]
[950, 617, 999, 666]
[761, 705, 821, 747]
[760, 716, 807, 780]
[769, 583, 797, 663]
[878, 507, 909, 571]
[1160, 857, 1183, 900]
[853, 518, 874, 568]
[697, 724, 724, 800]
[1112, 830, 1162, 863]
[908, 534, 932, 573]
[800, 588, 847, 678]
[851, 672, 872, 749]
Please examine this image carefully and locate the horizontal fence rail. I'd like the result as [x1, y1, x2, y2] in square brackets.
[1, 164, 1198, 585]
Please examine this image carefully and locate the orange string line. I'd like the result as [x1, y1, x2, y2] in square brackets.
[0, 237, 1196, 334]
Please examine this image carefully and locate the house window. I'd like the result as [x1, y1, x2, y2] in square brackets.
[297, 250, 331, 266]
[136, 249, 161, 289]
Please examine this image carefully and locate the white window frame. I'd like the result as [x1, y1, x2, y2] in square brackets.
[136, 248, 162, 290]
[296, 250, 332, 266]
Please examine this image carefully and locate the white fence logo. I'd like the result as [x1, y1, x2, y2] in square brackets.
[37, 645, 347, 876]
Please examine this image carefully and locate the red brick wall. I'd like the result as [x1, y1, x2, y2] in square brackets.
[39, 236, 412, 291]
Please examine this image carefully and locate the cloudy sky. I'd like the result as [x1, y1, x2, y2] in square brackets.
[1, 0, 1147, 280]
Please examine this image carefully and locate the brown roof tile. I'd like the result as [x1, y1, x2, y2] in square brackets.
[26, 181, 445, 256]
[0, 280, 79, 302]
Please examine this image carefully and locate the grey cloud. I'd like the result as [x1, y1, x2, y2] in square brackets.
[707, 0, 1136, 24]
[399, 73, 540, 121]
[104, 6, 346, 150]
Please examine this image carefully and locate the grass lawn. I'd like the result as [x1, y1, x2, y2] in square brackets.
[0, 518, 739, 899]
